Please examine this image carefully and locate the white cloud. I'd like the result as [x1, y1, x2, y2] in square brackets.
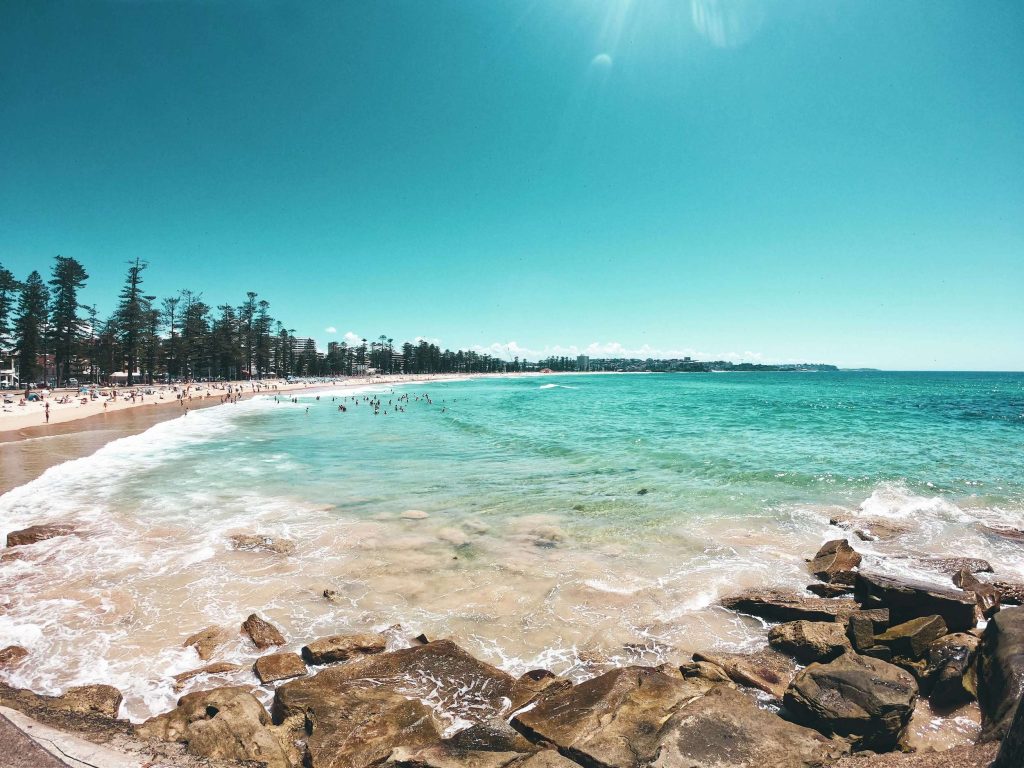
[324, 326, 337, 334]
[343, 331, 363, 345]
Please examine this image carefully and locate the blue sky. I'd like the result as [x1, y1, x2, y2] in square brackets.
[1, 1, 1022, 370]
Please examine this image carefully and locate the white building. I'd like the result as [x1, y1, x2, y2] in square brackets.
[0, 353, 18, 388]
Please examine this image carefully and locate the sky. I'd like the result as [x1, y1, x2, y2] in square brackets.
[1, 1, 1022, 370]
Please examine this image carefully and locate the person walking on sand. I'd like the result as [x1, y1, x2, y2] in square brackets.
[45, 401, 50, 423]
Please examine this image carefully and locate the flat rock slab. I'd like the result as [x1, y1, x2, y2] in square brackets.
[276, 640, 518, 732]
[769, 620, 851, 664]
[721, 588, 857, 623]
[691, 648, 797, 700]
[512, 666, 705, 768]
[855, 572, 977, 632]
[302, 633, 387, 665]
[183, 625, 231, 661]
[255, 652, 307, 684]
[0, 682, 123, 720]
[835, 742, 998, 768]
[652, 685, 844, 768]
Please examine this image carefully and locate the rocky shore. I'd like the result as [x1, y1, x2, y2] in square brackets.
[1, 529, 1022, 767]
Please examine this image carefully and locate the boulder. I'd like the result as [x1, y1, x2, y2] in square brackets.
[721, 588, 858, 623]
[651, 684, 844, 768]
[277, 681, 441, 768]
[873, 615, 948, 661]
[276, 640, 517, 734]
[691, 647, 797, 700]
[769, 620, 852, 664]
[952, 568, 1001, 618]
[679, 660, 733, 685]
[0, 682, 122, 720]
[5, 524, 75, 547]
[183, 625, 231, 661]
[783, 651, 918, 752]
[993, 685, 1024, 768]
[511, 666, 705, 768]
[927, 632, 979, 708]
[846, 614, 875, 653]
[255, 652, 308, 684]
[301, 633, 387, 665]
[173, 661, 244, 690]
[242, 613, 286, 649]
[229, 533, 296, 555]
[977, 605, 1024, 741]
[0, 645, 28, 669]
[136, 685, 290, 768]
[855, 572, 977, 632]
[809, 539, 861, 585]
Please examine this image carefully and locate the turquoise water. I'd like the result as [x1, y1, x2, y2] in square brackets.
[1, 371, 1023, 721]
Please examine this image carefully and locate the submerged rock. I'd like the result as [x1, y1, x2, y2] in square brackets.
[183, 625, 231, 661]
[255, 652, 307, 684]
[5, 524, 75, 547]
[301, 633, 387, 665]
[769, 620, 852, 664]
[229, 533, 296, 555]
[921, 557, 993, 575]
[173, 661, 245, 690]
[977, 605, 1024, 742]
[783, 651, 918, 752]
[0, 645, 29, 669]
[808, 539, 861, 585]
[692, 647, 797, 700]
[242, 613, 286, 649]
[137, 685, 291, 768]
[721, 588, 857, 623]
[830, 514, 909, 541]
[511, 666, 704, 768]
[855, 572, 977, 632]
[652, 685, 844, 768]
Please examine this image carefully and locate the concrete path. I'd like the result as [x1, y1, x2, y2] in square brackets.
[0, 707, 142, 768]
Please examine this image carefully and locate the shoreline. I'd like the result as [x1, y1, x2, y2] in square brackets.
[0, 371, 630, 495]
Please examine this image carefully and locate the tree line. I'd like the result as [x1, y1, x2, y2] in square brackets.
[0, 257, 525, 387]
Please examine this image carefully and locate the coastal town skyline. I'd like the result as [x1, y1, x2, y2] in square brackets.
[2, 1, 1022, 371]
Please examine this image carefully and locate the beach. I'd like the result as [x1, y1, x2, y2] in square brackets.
[1, 371, 1022, 766]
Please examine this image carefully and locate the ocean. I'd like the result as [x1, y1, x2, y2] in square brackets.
[1, 371, 1022, 724]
